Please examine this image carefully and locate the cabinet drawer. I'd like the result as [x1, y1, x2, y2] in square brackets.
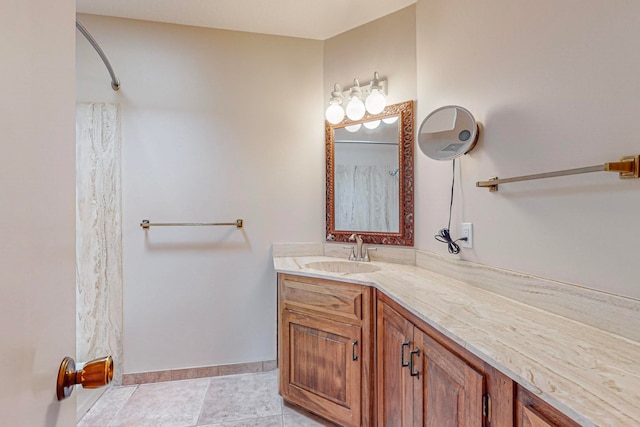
[279, 274, 364, 323]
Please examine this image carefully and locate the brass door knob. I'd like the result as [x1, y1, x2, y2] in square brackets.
[57, 355, 113, 401]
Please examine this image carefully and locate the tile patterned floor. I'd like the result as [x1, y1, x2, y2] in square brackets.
[78, 370, 336, 427]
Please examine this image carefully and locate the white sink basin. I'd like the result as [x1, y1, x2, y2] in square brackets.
[304, 261, 381, 274]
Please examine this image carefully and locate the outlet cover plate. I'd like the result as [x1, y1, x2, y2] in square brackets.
[461, 223, 473, 248]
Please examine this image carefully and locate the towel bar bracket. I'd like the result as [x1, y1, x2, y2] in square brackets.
[612, 155, 640, 179]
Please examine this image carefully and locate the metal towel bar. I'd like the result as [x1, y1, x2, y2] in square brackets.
[476, 155, 639, 192]
[140, 219, 243, 229]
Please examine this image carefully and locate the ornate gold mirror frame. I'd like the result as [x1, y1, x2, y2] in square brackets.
[326, 100, 414, 246]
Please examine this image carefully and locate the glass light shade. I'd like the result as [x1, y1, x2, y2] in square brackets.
[346, 97, 366, 121]
[365, 90, 386, 115]
[345, 124, 362, 132]
[382, 116, 399, 124]
[363, 119, 381, 129]
[325, 103, 345, 124]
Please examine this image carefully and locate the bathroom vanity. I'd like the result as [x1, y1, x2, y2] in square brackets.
[375, 292, 577, 427]
[274, 246, 640, 427]
[278, 274, 374, 427]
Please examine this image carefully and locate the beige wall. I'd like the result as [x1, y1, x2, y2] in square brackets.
[76, 0, 640, 376]
[415, 0, 640, 299]
[324, 6, 417, 107]
[1, 0, 76, 425]
[326, 1, 640, 300]
[77, 15, 325, 373]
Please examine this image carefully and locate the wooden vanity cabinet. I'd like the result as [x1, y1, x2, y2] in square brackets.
[377, 293, 514, 427]
[278, 273, 580, 427]
[376, 298, 415, 426]
[412, 326, 485, 426]
[278, 274, 374, 427]
[516, 386, 580, 427]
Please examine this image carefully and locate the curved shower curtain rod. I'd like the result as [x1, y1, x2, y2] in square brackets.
[76, 17, 120, 91]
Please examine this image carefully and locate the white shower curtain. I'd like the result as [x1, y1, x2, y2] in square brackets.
[335, 164, 399, 232]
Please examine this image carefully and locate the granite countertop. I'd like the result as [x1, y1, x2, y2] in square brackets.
[273, 255, 640, 427]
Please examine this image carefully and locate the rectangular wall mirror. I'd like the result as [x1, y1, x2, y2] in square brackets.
[326, 100, 414, 246]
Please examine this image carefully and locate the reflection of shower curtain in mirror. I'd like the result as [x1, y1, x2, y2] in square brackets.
[335, 165, 399, 232]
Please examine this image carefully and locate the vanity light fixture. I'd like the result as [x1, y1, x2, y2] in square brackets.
[325, 72, 388, 123]
[345, 124, 362, 132]
[325, 84, 345, 125]
[345, 79, 366, 121]
[365, 72, 386, 114]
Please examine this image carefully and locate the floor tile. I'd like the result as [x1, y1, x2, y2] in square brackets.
[197, 371, 282, 425]
[282, 404, 337, 427]
[110, 378, 210, 427]
[199, 415, 284, 427]
[78, 386, 136, 427]
[79, 371, 326, 427]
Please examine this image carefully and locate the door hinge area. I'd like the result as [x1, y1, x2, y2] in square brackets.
[483, 393, 491, 422]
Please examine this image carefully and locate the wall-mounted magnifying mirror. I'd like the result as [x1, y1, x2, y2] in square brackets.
[418, 106, 479, 161]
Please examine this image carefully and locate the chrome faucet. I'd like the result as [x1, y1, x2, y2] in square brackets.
[348, 234, 366, 261]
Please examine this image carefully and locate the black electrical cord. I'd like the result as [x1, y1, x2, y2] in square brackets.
[434, 159, 467, 254]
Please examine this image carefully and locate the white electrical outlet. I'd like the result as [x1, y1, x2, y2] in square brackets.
[460, 223, 473, 248]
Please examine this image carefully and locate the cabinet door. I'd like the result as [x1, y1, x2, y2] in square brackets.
[281, 309, 362, 427]
[520, 406, 557, 427]
[412, 329, 484, 427]
[377, 301, 416, 427]
[516, 386, 580, 427]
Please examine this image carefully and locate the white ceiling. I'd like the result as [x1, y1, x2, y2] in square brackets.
[76, 0, 416, 40]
